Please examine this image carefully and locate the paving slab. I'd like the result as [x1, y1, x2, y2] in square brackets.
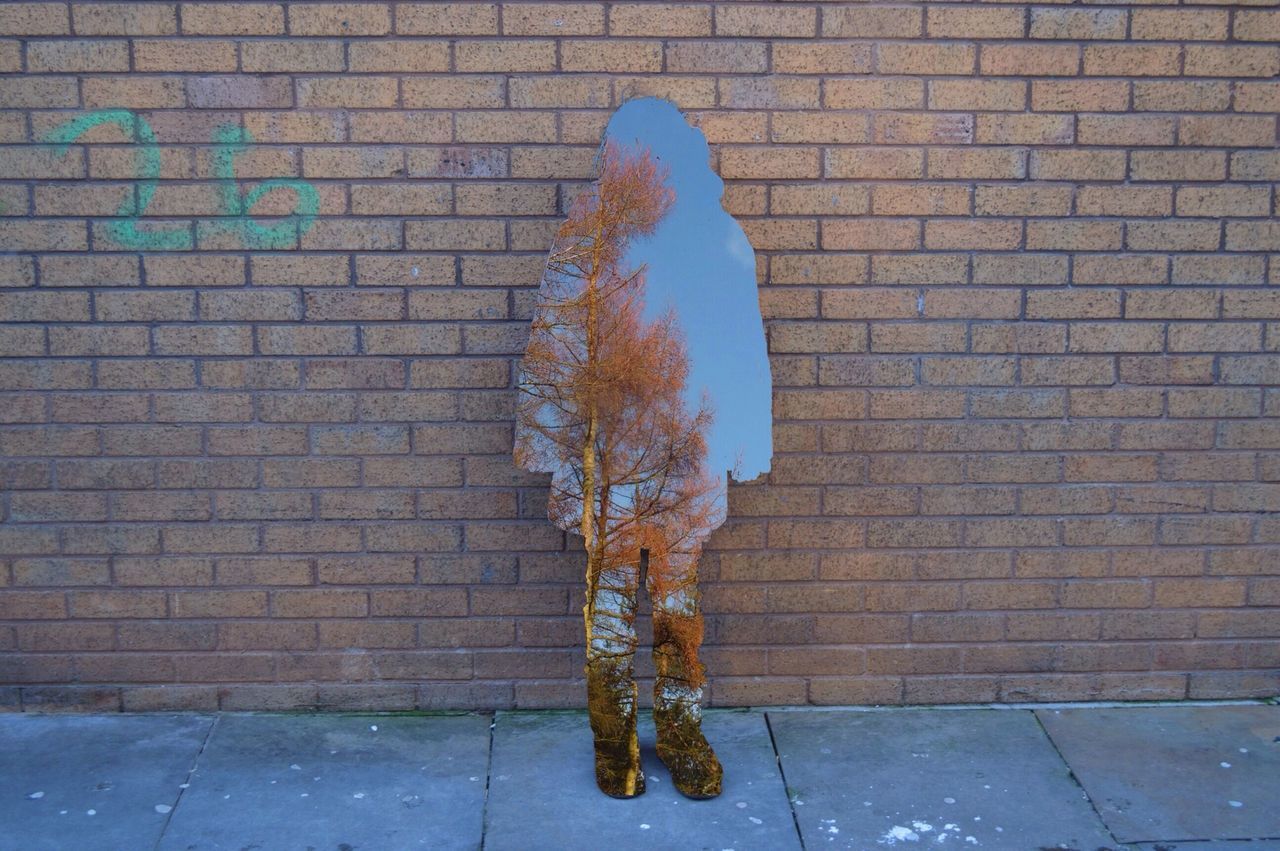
[768, 708, 1119, 850]
[0, 713, 213, 851]
[484, 709, 800, 850]
[1037, 705, 1280, 844]
[157, 712, 490, 851]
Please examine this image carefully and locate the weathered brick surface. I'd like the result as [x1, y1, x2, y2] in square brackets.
[0, 1, 1277, 712]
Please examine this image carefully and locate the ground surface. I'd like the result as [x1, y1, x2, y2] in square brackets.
[1, 703, 1277, 850]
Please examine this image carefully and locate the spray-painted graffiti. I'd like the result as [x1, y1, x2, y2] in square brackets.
[44, 109, 319, 251]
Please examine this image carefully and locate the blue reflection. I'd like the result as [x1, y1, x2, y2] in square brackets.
[605, 98, 773, 492]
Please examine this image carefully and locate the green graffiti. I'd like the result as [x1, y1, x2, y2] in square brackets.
[209, 124, 319, 251]
[44, 108, 318, 251]
[45, 108, 188, 251]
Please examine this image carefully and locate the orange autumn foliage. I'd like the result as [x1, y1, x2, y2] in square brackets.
[515, 140, 721, 643]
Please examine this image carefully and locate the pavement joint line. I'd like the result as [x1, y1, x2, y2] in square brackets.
[763, 710, 807, 851]
[152, 713, 218, 851]
[1030, 708, 1124, 850]
[480, 711, 497, 851]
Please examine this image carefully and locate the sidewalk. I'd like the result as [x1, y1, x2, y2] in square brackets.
[1, 703, 1276, 850]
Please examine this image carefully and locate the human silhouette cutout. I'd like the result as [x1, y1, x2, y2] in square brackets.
[515, 98, 772, 799]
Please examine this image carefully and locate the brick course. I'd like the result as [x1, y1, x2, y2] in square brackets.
[0, 1, 1277, 711]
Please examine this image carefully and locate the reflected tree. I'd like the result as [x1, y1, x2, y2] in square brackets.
[516, 141, 725, 799]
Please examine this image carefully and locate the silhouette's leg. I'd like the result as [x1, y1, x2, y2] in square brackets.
[649, 551, 722, 799]
[585, 556, 644, 798]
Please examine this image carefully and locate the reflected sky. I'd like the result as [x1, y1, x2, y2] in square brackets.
[604, 98, 773, 486]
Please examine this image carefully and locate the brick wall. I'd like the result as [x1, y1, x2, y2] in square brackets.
[1, 1, 1277, 713]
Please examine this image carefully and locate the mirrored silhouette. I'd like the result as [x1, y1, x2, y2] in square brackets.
[515, 98, 771, 799]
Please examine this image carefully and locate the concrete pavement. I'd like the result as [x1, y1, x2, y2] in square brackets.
[1, 702, 1277, 850]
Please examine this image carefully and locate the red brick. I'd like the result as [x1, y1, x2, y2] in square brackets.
[1, 4, 1277, 712]
[290, 3, 389, 35]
